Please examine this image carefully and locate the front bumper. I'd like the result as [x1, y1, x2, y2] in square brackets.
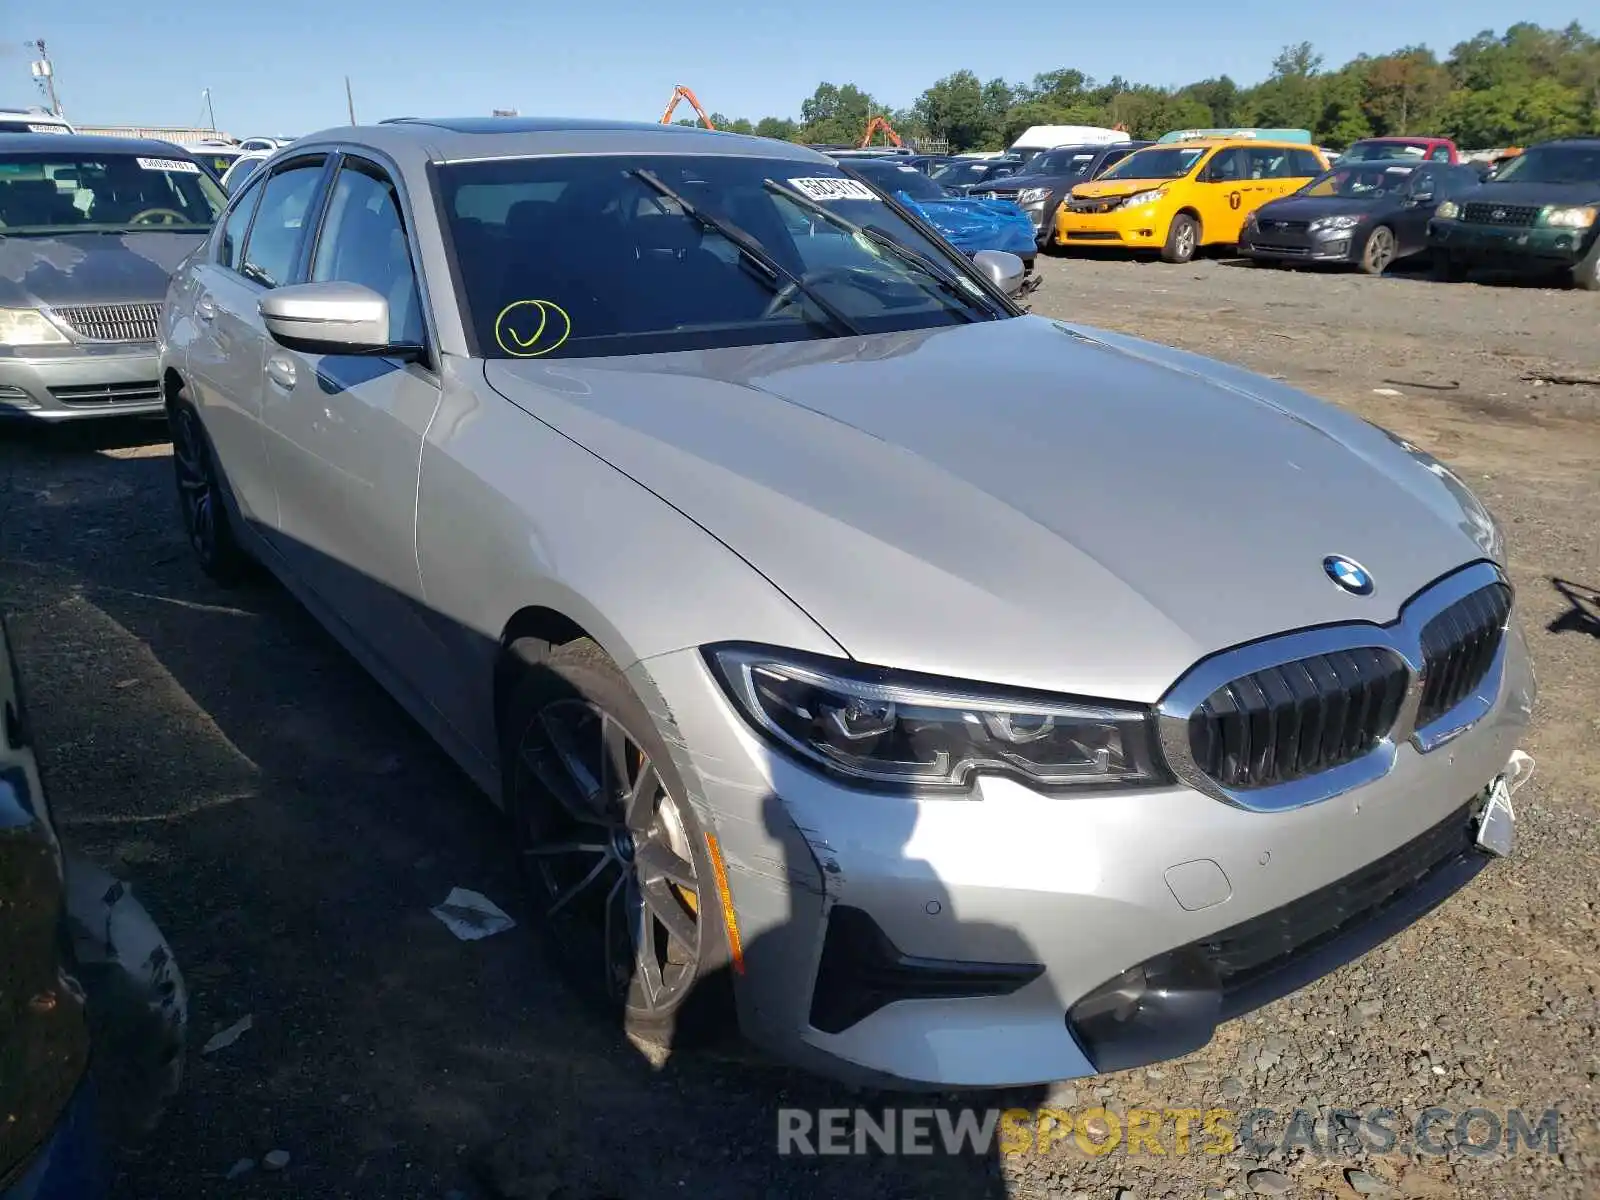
[634, 616, 1535, 1089]
[0, 345, 164, 421]
[1238, 227, 1358, 264]
[1428, 219, 1592, 268]
[1055, 204, 1167, 250]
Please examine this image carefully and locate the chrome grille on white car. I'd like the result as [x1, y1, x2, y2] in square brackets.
[51, 302, 162, 343]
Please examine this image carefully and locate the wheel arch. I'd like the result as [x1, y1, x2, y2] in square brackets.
[161, 367, 186, 410]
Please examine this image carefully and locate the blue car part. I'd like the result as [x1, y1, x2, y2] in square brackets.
[892, 192, 1038, 259]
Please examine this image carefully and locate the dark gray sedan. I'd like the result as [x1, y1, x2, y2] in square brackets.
[0, 134, 224, 420]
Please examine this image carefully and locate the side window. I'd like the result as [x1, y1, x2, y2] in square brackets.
[219, 175, 265, 271]
[1245, 147, 1293, 179]
[1201, 148, 1245, 182]
[1428, 146, 1452, 163]
[1409, 167, 1437, 197]
[1289, 149, 1326, 176]
[1096, 149, 1131, 175]
[240, 158, 327, 289]
[310, 158, 425, 347]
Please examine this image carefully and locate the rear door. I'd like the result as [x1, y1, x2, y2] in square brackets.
[256, 151, 445, 687]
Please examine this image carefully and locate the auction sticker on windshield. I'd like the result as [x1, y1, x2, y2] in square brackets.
[137, 157, 200, 173]
[789, 177, 878, 202]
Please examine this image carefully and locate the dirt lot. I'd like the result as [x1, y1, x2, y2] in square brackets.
[1, 254, 1596, 1200]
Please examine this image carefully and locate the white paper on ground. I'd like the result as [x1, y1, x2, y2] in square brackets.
[430, 887, 517, 941]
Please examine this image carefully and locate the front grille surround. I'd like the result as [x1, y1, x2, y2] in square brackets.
[49, 302, 161, 343]
[1157, 561, 1513, 812]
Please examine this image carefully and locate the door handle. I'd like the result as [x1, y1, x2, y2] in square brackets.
[195, 295, 216, 323]
[265, 355, 297, 390]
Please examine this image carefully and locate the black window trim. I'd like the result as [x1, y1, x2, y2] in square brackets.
[235, 152, 335, 290]
[304, 147, 439, 375]
[215, 169, 268, 275]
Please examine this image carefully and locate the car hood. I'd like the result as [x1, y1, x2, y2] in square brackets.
[1460, 180, 1600, 205]
[0, 230, 206, 309]
[484, 317, 1497, 702]
[1071, 177, 1174, 200]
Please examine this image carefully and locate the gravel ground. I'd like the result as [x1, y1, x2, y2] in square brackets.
[1, 252, 1596, 1200]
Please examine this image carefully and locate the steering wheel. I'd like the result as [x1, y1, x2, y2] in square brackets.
[761, 265, 900, 319]
[128, 207, 188, 227]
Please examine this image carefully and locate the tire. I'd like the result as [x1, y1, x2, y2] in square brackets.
[1573, 237, 1600, 291]
[501, 637, 734, 1050]
[1431, 250, 1469, 283]
[1359, 225, 1396, 275]
[1161, 213, 1200, 264]
[168, 392, 251, 585]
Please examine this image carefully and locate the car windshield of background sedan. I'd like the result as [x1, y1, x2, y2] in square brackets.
[1027, 149, 1098, 178]
[929, 161, 1009, 187]
[0, 151, 224, 233]
[1299, 163, 1414, 198]
[439, 153, 1010, 360]
[1489, 144, 1600, 185]
[1098, 146, 1206, 181]
[844, 160, 949, 201]
[1340, 141, 1428, 162]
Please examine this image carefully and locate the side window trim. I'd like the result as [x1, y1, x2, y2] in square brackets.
[239, 153, 333, 290]
[301, 148, 437, 371]
[215, 174, 266, 272]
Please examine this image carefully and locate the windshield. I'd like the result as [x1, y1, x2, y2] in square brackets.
[931, 161, 1007, 186]
[0, 151, 225, 233]
[1341, 141, 1428, 162]
[1299, 163, 1414, 199]
[1028, 149, 1098, 178]
[1490, 145, 1600, 185]
[438, 153, 1009, 360]
[846, 160, 948, 201]
[1099, 146, 1206, 181]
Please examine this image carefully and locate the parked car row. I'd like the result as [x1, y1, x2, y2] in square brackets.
[1046, 132, 1599, 288]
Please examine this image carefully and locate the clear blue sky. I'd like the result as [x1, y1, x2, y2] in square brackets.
[12, 2, 1590, 137]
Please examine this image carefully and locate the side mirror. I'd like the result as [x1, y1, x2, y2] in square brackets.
[972, 249, 1026, 297]
[1411, 190, 1434, 205]
[259, 281, 416, 357]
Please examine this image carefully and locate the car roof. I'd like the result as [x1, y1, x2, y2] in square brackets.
[0, 132, 201, 157]
[1136, 137, 1315, 151]
[1537, 137, 1600, 149]
[294, 117, 830, 167]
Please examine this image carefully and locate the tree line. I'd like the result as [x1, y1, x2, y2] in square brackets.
[682, 22, 1598, 151]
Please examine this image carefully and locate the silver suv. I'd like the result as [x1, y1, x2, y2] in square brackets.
[157, 117, 1535, 1089]
[0, 134, 223, 420]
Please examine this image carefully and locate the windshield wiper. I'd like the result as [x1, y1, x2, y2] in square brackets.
[761, 178, 1002, 321]
[629, 169, 861, 338]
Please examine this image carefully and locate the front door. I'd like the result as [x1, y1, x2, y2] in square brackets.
[256, 154, 445, 686]
[1190, 147, 1250, 244]
[1393, 165, 1441, 257]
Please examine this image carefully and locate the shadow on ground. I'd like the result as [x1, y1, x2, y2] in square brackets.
[0, 426, 1048, 1199]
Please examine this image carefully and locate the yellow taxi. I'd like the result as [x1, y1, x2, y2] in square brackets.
[1055, 137, 1329, 263]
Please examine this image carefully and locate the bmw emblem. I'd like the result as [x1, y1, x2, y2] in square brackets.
[1324, 555, 1374, 596]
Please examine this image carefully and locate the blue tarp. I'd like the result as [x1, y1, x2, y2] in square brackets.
[893, 192, 1038, 258]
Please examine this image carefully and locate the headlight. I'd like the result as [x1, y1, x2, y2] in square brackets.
[1310, 214, 1362, 233]
[0, 308, 70, 347]
[1540, 205, 1596, 229]
[706, 646, 1166, 792]
[1122, 189, 1164, 208]
[1017, 187, 1052, 205]
[1435, 200, 1460, 220]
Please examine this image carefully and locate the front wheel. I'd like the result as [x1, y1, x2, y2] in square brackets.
[502, 637, 733, 1049]
[1431, 250, 1469, 283]
[1359, 225, 1396, 275]
[1161, 214, 1200, 264]
[1572, 237, 1600, 291]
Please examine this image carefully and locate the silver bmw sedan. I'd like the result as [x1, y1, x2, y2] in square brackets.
[157, 117, 1535, 1090]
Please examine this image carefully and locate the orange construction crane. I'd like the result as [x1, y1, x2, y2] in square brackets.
[660, 85, 715, 129]
[859, 115, 904, 149]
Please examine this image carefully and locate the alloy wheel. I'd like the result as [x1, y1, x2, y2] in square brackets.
[514, 699, 702, 1016]
[1176, 224, 1196, 259]
[171, 408, 218, 562]
[1364, 227, 1395, 274]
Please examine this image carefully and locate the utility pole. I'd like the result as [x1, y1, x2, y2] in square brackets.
[29, 40, 62, 118]
[345, 77, 356, 125]
[202, 88, 217, 132]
